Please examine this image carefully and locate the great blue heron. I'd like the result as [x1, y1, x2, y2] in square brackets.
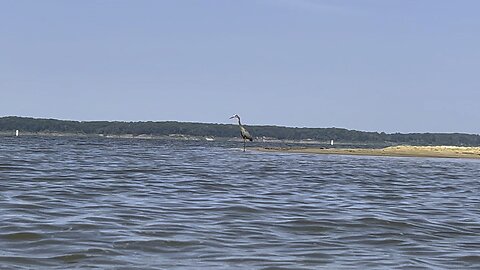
[230, 114, 253, 152]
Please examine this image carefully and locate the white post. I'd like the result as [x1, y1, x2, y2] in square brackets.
[15, 130, 19, 137]
[330, 139, 334, 146]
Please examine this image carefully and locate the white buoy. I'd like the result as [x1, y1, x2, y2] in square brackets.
[330, 139, 334, 146]
[15, 130, 19, 137]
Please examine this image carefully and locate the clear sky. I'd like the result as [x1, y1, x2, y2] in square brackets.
[1, 0, 479, 133]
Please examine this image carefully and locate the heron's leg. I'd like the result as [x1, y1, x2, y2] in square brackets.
[243, 139, 246, 152]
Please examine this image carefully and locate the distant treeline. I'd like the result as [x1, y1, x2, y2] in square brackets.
[1, 116, 480, 146]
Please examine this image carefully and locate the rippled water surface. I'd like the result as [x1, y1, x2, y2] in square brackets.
[1, 136, 480, 269]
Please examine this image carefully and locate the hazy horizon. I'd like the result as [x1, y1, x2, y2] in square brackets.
[4, 114, 480, 135]
[2, 1, 479, 133]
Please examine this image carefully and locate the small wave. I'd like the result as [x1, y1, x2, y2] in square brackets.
[457, 255, 480, 263]
[361, 237, 406, 246]
[261, 268, 296, 270]
[279, 219, 332, 234]
[113, 239, 202, 252]
[2, 232, 43, 241]
[0, 255, 51, 268]
[352, 217, 413, 229]
[51, 253, 89, 263]
[219, 205, 262, 213]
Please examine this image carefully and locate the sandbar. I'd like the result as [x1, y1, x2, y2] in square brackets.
[252, 145, 480, 159]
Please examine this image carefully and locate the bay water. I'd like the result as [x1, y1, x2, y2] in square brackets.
[1, 137, 479, 269]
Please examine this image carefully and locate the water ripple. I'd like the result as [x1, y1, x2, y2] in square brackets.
[0, 137, 479, 269]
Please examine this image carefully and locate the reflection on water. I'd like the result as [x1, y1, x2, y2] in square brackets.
[1, 136, 479, 269]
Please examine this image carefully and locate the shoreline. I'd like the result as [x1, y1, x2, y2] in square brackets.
[252, 145, 480, 160]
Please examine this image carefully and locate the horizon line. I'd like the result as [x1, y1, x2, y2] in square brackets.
[1, 115, 478, 136]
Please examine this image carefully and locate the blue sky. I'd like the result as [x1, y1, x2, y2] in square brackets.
[1, 0, 479, 133]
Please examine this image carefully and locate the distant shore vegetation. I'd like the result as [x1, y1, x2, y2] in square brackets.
[1, 116, 480, 146]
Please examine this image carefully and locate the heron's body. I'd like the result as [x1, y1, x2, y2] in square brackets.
[230, 114, 252, 151]
[238, 122, 253, 142]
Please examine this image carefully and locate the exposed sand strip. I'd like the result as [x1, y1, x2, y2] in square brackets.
[252, 145, 480, 159]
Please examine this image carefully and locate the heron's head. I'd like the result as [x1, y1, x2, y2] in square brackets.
[229, 114, 240, 120]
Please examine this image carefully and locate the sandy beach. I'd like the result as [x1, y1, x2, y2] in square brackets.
[253, 145, 480, 159]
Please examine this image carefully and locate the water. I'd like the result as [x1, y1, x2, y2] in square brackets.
[1, 136, 479, 269]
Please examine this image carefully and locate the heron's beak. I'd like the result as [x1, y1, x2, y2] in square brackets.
[229, 116, 235, 119]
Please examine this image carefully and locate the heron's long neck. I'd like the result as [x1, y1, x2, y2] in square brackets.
[237, 118, 242, 126]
